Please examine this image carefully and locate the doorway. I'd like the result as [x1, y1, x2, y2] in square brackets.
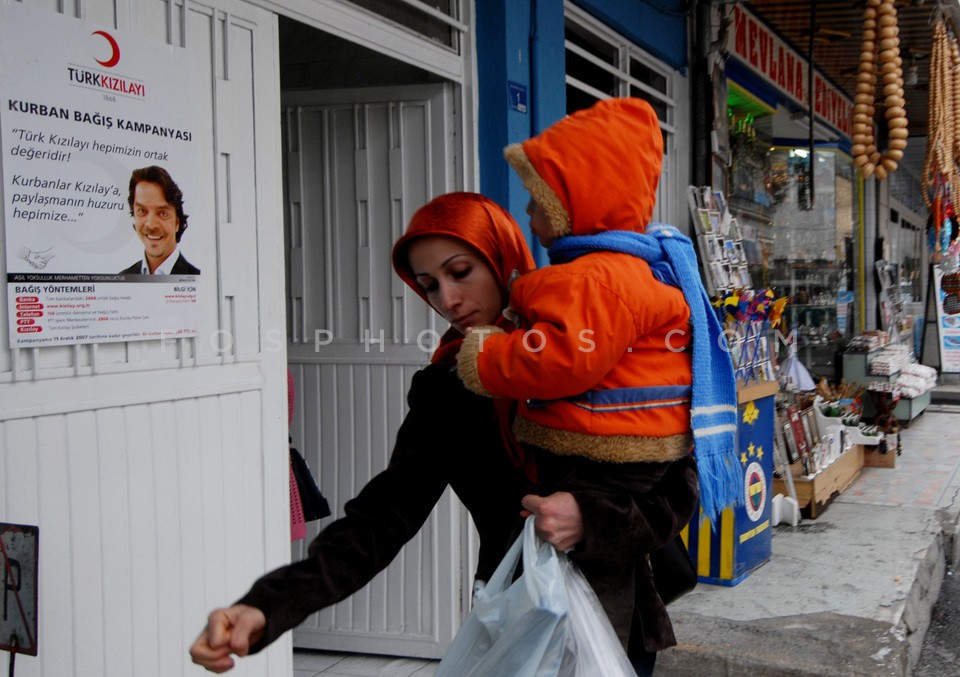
[278, 16, 468, 658]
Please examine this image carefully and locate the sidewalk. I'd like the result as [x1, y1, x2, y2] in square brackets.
[659, 399, 960, 676]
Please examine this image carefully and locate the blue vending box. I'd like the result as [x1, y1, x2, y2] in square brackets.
[682, 381, 777, 586]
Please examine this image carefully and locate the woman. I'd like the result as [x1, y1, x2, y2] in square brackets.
[189, 192, 697, 675]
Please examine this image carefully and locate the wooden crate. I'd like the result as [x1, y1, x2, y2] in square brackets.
[863, 436, 898, 468]
[773, 444, 864, 519]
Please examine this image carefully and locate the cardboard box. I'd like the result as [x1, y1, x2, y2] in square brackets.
[773, 444, 864, 519]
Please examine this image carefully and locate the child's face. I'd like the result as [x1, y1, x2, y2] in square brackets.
[526, 199, 555, 247]
[407, 235, 503, 335]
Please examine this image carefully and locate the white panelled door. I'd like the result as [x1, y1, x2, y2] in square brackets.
[1, 1, 288, 676]
[283, 84, 467, 658]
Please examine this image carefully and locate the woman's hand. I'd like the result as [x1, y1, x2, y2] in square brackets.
[189, 604, 266, 673]
[521, 492, 584, 552]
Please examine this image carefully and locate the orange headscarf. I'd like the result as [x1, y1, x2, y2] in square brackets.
[392, 192, 537, 480]
[392, 192, 536, 365]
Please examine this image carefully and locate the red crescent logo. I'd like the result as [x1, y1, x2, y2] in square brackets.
[92, 30, 120, 68]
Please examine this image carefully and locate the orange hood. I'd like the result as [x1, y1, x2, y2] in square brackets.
[504, 97, 663, 240]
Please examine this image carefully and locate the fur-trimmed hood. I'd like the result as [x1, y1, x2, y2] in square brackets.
[503, 97, 663, 242]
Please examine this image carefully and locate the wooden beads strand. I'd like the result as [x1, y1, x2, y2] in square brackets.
[922, 18, 960, 208]
[932, 19, 953, 183]
[852, 0, 908, 180]
[951, 28, 960, 165]
[852, 3, 878, 172]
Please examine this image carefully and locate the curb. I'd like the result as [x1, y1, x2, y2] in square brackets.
[658, 611, 908, 676]
[659, 506, 950, 676]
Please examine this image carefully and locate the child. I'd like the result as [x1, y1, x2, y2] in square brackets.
[456, 97, 742, 648]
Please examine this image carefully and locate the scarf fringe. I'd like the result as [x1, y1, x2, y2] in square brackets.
[696, 446, 745, 525]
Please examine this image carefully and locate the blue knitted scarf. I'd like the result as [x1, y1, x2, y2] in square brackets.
[549, 225, 743, 522]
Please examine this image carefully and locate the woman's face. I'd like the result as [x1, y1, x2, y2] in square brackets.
[406, 235, 503, 335]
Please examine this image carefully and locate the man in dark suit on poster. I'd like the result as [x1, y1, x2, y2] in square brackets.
[120, 165, 200, 275]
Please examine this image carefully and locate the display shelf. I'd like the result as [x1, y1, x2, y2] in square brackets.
[864, 435, 898, 468]
[864, 447, 897, 468]
[841, 352, 929, 424]
[812, 395, 882, 447]
[772, 444, 865, 519]
[728, 196, 774, 224]
[887, 390, 930, 427]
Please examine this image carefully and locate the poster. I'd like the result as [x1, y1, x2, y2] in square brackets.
[1, 2, 200, 347]
[836, 289, 853, 336]
[933, 265, 960, 373]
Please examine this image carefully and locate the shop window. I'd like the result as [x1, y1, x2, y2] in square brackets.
[563, 2, 679, 225]
[900, 224, 922, 303]
[565, 22, 619, 103]
[629, 58, 668, 122]
[888, 164, 925, 218]
[730, 114, 773, 207]
[344, 0, 461, 49]
[763, 147, 855, 380]
[727, 108, 857, 380]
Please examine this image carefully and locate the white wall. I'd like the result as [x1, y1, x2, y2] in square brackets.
[0, 1, 289, 675]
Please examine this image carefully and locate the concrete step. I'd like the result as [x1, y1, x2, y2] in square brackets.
[659, 611, 908, 676]
[658, 501, 952, 677]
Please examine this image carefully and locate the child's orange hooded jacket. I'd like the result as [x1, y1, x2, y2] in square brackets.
[457, 98, 693, 463]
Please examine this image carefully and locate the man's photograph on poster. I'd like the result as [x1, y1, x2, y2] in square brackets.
[120, 165, 200, 275]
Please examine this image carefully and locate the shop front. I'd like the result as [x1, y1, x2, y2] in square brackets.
[1, 0, 698, 672]
[719, 4, 860, 384]
[703, 4, 940, 529]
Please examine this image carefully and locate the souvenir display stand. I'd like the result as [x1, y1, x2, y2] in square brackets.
[683, 381, 777, 586]
[773, 397, 872, 519]
[841, 333, 934, 425]
[842, 351, 931, 423]
[771, 391, 882, 519]
[687, 186, 752, 297]
[683, 186, 782, 585]
[814, 394, 898, 471]
[862, 437, 900, 469]
[773, 446, 865, 519]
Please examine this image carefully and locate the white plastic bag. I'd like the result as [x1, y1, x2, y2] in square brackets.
[558, 554, 636, 677]
[436, 516, 636, 677]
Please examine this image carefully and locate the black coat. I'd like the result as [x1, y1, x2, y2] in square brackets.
[238, 364, 698, 655]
